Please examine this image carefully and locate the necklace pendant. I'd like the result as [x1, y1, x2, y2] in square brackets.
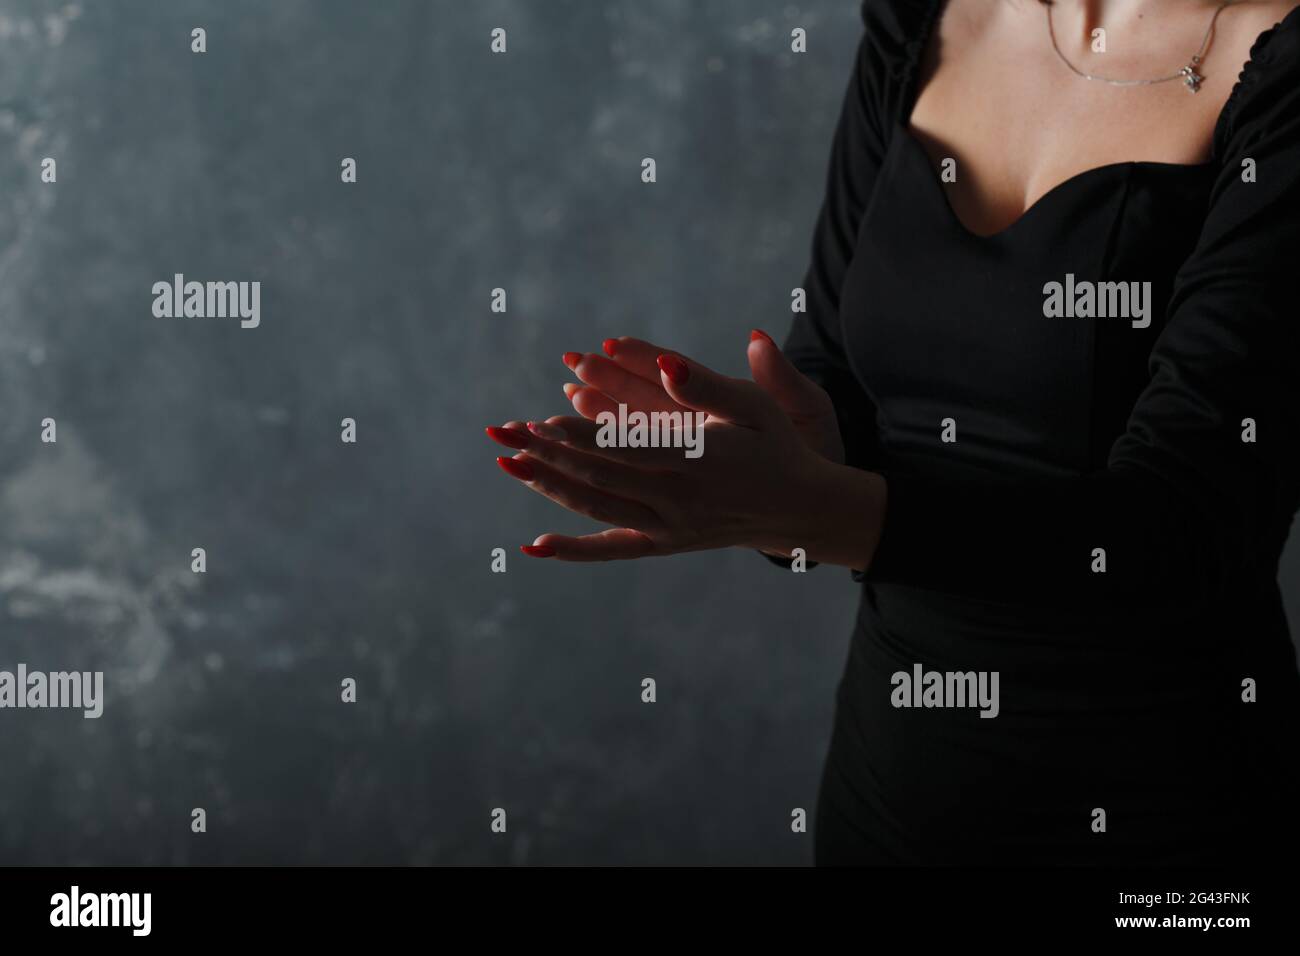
[1181, 64, 1204, 93]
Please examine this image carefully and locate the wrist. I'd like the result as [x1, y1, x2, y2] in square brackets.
[776, 457, 887, 572]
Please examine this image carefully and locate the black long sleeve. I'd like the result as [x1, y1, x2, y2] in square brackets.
[783, 13, 891, 476]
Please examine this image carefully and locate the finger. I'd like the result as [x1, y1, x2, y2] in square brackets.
[746, 329, 835, 422]
[655, 352, 777, 428]
[600, 336, 678, 383]
[564, 383, 620, 421]
[525, 528, 658, 562]
[533, 415, 698, 469]
[495, 453, 662, 531]
[485, 420, 543, 451]
[504, 416, 707, 468]
[508, 427, 670, 501]
[569, 352, 691, 414]
[524, 418, 566, 441]
[485, 422, 531, 450]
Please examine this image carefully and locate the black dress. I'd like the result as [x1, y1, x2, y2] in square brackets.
[786, 0, 1300, 865]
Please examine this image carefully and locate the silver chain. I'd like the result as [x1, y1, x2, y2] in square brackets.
[1046, 1, 1232, 92]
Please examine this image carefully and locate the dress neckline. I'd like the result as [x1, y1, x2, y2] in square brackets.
[894, 120, 1215, 243]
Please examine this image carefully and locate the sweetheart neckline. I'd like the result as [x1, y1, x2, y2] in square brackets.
[894, 121, 1217, 242]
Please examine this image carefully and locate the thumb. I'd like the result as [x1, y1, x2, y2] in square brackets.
[747, 329, 833, 421]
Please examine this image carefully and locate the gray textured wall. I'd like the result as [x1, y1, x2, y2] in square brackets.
[0, 0, 866, 865]
[2, 0, 1298, 867]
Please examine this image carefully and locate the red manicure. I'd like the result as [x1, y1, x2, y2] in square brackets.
[750, 328, 775, 346]
[602, 338, 619, 358]
[657, 353, 689, 384]
[496, 456, 535, 481]
[563, 351, 583, 370]
[485, 425, 529, 449]
[521, 544, 556, 558]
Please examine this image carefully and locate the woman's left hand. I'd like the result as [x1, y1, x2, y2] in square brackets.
[486, 335, 886, 567]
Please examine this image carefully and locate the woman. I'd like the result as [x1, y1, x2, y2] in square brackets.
[487, 0, 1300, 865]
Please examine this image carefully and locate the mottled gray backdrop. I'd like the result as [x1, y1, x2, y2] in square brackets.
[1, 0, 1297, 866]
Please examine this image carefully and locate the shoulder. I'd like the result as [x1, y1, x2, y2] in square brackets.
[851, 0, 946, 126]
[1216, 1, 1300, 149]
[1219, 0, 1300, 38]
[856, 0, 944, 67]
[1218, 0, 1300, 74]
[858, 0, 943, 34]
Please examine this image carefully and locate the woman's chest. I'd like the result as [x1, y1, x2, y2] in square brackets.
[838, 126, 1217, 476]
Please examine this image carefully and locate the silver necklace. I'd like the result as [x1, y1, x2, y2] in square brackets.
[1046, 1, 1231, 93]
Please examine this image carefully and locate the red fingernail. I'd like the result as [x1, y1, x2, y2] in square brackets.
[657, 353, 689, 384]
[750, 328, 775, 346]
[563, 351, 582, 370]
[602, 338, 618, 358]
[496, 456, 535, 481]
[521, 544, 556, 558]
[485, 425, 529, 449]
